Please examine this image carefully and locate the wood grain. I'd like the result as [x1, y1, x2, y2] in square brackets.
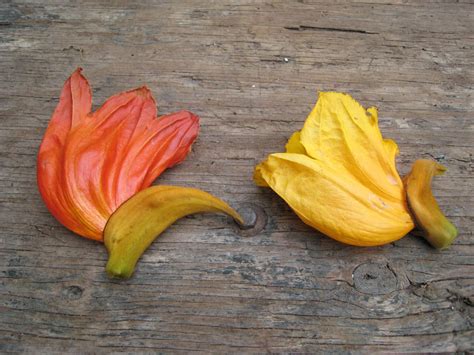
[1, 0, 472, 353]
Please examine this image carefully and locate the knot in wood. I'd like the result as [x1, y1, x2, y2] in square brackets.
[62, 285, 84, 300]
[236, 203, 267, 237]
[238, 206, 258, 230]
[352, 262, 398, 295]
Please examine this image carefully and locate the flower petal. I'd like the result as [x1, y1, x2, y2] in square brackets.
[285, 131, 306, 154]
[37, 69, 199, 241]
[256, 153, 414, 246]
[105, 109, 199, 207]
[59, 87, 159, 237]
[37, 68, 93, 236]
[300, 92, 404, 202]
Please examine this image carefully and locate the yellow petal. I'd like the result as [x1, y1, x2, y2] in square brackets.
[255, 153, 414, 246]
[383, 138, 400, 176]
[255, 130, 306, 187]
[254, 164, 269, 187]
[300, 92, 404, 202]
[285, 131, 306, 154]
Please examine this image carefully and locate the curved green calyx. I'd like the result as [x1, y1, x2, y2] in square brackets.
[404, 159, 458, 249]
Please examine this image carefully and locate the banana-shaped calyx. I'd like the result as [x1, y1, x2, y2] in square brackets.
[404, 159, 458, 249]
[104, 185, 244, 279]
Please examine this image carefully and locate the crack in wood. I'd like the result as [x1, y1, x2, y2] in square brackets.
[284, 25, 378, 35]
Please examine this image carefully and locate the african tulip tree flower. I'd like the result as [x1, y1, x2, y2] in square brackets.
[254, 92, 415, 246]
[37, 68, 199, 241]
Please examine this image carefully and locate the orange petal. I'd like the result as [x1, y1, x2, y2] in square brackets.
[37, 68, 93, 236]
[37, 69, 200, 241]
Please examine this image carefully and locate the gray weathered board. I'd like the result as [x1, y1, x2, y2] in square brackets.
[0, 1, 473, 353]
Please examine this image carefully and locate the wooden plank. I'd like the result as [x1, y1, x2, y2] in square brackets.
[0, 0, 472, 352]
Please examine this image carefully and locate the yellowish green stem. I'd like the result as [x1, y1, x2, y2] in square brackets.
[404, 159, 458, 249]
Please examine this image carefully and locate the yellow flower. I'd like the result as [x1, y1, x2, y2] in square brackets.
[254, 92, 414, 246]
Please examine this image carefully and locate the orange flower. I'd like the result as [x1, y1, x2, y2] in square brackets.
[37, 68, 199, 241]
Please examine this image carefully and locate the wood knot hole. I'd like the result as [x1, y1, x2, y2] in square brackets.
[236, 203, 267, 237]
[352, 262, 397, 295]
[62, 285, 84, 300]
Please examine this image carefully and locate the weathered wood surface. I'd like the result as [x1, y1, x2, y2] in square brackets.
[1, 0, 473, 353]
